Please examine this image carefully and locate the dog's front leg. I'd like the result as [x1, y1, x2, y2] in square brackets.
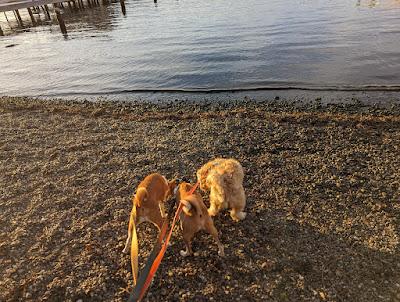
[180, 232, 194, 257]
[159, 202, 167, 218]
[122, 232, 132, 254]
[208, 185, 225, 216]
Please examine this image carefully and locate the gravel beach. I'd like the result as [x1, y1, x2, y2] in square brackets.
[0, 96, 399, 302]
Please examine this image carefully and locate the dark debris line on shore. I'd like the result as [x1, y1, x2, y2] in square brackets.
[0, 97, 399, 302]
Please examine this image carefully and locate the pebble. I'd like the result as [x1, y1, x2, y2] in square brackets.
[2, 98, 400, 301]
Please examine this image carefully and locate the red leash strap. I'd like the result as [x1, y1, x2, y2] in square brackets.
[188, 181, 199, 195]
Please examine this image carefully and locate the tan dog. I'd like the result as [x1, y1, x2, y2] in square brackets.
[122, 173, 176, 254]
[197, 158, 246, 221]
[176, 182, 224, 257]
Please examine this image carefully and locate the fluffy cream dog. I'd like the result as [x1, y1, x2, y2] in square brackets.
[197, 158, 246, 221]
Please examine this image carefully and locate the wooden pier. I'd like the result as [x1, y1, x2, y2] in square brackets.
[0, 0, 126, 36]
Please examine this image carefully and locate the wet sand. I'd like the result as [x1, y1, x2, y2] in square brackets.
[0, 96, 399, 301]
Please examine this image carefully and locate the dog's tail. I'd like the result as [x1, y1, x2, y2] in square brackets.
[134, 187, 148, 208]
[130, 205, 139, 285]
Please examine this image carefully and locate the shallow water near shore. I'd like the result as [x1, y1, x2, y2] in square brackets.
[1, 0, 400, 98]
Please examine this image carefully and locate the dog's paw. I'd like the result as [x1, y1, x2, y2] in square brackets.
[180, 250, 189, 257]
[230, 211, 246, 221]
[237, 211, 247, 220]
[208, 208, 217, 216]
[218, 247, 225, 257]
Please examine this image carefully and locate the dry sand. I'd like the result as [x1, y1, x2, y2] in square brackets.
[0, 96, 399, 302]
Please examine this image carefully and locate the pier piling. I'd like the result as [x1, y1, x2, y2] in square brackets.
[0, 0, 115, 36]
[14, 9, 23, 27]
[44, 5, 51, 20]
[54, 7, 67, 35]
[4, 11, 9, 23]
[120, 0, 126, 15]
[27, 8, 37, 26]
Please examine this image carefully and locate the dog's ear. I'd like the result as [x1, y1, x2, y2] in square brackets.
[168, 178, 177, 192]
[181, 199, 193, 216]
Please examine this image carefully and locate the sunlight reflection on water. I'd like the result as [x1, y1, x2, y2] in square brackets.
[0, 0, 399, 97]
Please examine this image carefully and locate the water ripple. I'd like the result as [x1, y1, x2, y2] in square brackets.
[0, 0, 399, 97]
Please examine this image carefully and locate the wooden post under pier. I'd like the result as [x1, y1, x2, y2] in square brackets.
[4, 11, 10, 22]
[44, 4, 51, 20]
[14, 9, 23, 27]
[0, 0, 116, 35]
[27, 8, 37, 26]
[0, 24, 4, 36]
[120, 0, 126, 15]
[54, 7, 67, 35]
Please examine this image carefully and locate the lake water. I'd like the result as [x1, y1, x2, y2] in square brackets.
[0, 0, 400, 99]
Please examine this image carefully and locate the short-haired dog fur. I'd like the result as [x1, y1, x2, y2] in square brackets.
[176, 182, 225, 257]
[122, 173, 176, 254]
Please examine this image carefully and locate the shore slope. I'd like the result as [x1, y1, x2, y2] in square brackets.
[0, 97, 399, 301]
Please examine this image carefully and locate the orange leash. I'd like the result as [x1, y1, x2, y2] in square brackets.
[137, 202, 184, 301]
[128, 181, 199, 302]
[188, 181, 199, 195]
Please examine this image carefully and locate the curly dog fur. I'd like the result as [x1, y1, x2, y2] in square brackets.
[196, 158, 246, 221]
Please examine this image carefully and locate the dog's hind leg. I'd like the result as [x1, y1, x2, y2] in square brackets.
[229, 189, 246, 221]
[180, 230, 194, 257]
[205, 220, 225, 257]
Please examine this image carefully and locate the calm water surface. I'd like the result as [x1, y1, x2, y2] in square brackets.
[0, 0, 400, 97]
